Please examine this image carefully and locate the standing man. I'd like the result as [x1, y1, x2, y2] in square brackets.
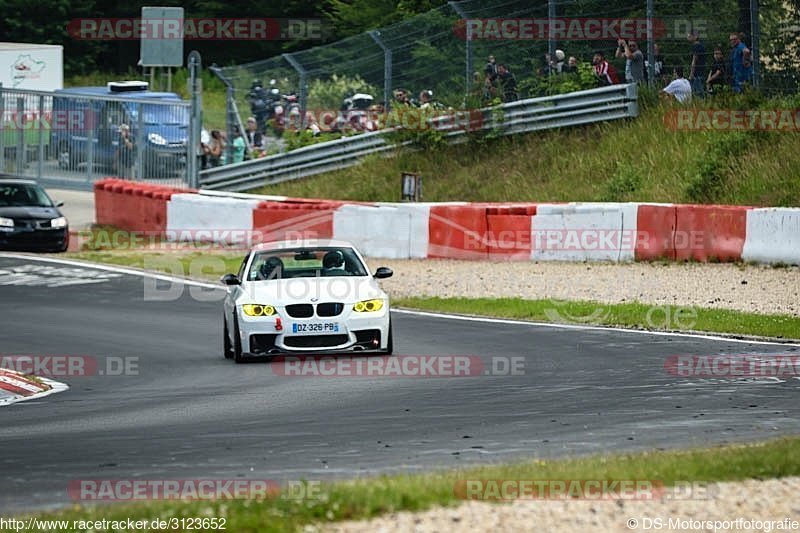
[616, 39, 645, 84]
[116, 124, 135, 178]
[729, 32, 753, 93]
[244, 116, 263, 157]
[496, 64, 518, 102]
[688, 30, 707, 98]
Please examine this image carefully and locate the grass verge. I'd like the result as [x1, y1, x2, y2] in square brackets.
[393, 296, 800, 340]
[14, 437, 800, 532]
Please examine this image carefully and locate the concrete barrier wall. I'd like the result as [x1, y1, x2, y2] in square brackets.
[92, 180, 800, 265]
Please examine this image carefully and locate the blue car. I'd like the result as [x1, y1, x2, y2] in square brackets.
[51, 82, 188, 178]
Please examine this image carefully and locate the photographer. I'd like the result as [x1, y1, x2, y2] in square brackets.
[246, 80, 269, 133]
[616, 38, 645, 84]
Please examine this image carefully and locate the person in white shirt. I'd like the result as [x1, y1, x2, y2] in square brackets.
[662, 66, 692, 103]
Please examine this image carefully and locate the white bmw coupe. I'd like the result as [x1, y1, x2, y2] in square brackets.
[221, 239, 394, 363]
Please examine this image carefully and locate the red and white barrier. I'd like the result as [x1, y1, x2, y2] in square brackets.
[93, 179, 800, 265]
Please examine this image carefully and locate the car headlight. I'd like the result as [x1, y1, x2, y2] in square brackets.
[148, 133, 167, 146]
[353, 299, 384, 313]
[50, 216, 67, 229]
[242, 304, 276, 317]
[0, 217, 13, 230]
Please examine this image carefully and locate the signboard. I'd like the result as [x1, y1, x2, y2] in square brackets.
[140, 6, 184, 67]
[0, 43, 63, 91]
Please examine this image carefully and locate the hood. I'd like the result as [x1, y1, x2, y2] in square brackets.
[238, 276, 385, 306]
[0, 206, 62, 220]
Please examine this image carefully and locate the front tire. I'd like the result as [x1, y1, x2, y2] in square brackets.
[233, 313, 247, 364]
[383, 319, 393, 355]
[223, 317, 233, 359]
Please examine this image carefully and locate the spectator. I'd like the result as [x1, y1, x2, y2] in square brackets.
[482, 71, 498, 103]
[116, 124, 135, 178]
[200, 128, 210, 170]
[616, 38, 645, 83]
[687, 30, 707, 98]
[729, 32, 753, 93]
[393, 88, 414, 107]
[592, 51, 620, 86]
[418, 90, 433, 109]
[496, 64, 518, 102]
[662, 66, 692, 103]
[645, 43, 665, 84]
[245, 116, 263, 153]
[706, 45, 727, 93]
[562, 56, 578, 74]
[208, 130, 225, 167]
[485, 55, 497, 78]
[231, 126, 246, 164]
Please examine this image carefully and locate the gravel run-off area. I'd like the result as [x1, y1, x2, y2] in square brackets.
[324, 476, 800, 533]
[369, 260, 800, 317]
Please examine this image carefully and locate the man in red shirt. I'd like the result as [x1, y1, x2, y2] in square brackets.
[592, 51, 620, 86]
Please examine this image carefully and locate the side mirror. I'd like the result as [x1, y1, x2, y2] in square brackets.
[374, 267, 393, 279]
[56, 201, 64, 207]
[220, 273, 241, 286]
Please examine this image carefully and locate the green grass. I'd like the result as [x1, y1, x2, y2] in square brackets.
[253, 93, 800, 207]
[394, 296, 800, 340]
[11, 437, 800, 532]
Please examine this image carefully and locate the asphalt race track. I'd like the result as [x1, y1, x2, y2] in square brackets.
[1, 254, 798, 511]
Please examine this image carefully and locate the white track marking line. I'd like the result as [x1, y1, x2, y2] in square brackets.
[2, 253, 797, 346]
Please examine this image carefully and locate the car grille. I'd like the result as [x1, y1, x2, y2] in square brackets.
[316, 302, 344, 317]
[284, 335, 349, 348]
[286, 304, 314, 318]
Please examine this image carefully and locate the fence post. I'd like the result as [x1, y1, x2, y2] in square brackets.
[135, 102, 145, 180]
[750, 0, 760, 89]
[208, 65, 237, 166]
[448, 2, 472, 101]
[283, 53, 307, 129]
[368, 31, 392, 110]
[646, 0, 655, 86]
[16, 98, 25, 174]
[37, 94, 45, 180]
[0, 85, 5, 173]
[548, 0, 556, 70]
[187, 51, 202, 188]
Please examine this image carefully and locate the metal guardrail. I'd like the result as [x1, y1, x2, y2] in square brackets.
[200, 83, 638, 192]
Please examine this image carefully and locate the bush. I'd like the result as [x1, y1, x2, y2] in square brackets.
[306, 74, 380, 110]
[601, 161, 644, 201]
[685, 132, 752, 203]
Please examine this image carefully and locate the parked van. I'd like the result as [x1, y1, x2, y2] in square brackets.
[50, 81, 188, 178]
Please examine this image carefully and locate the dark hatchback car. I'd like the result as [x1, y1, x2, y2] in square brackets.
[0, 178, 69, 252]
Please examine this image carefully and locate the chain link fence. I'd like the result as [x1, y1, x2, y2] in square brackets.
[0, 87, 195, 189]
[217, 0, 798, 136]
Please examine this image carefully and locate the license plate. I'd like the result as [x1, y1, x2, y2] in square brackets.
[291, 322, 340, 335]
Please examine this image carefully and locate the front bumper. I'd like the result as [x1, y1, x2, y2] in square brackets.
[0, 227, 68, 252]
[237, 304, 390, 356]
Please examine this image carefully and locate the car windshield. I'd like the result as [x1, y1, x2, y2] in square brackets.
[0, 183, 53, 207]
[247, 247, 368, 281]
[128, 104, 188, 126]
